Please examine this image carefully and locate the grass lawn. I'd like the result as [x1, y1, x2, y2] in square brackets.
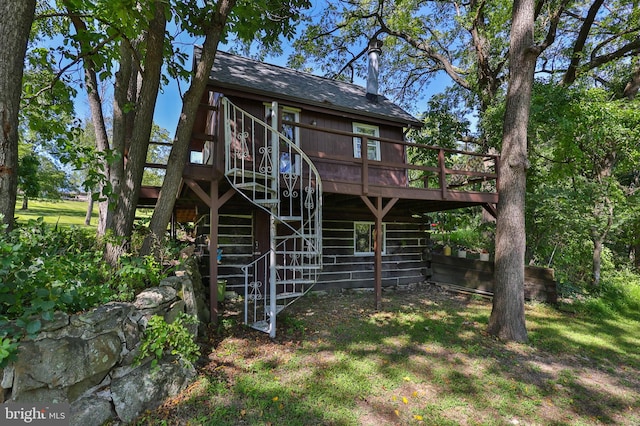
[134, 286, 640, 425]
[13, 199, 153, 228]
[14, 198, 98, 228]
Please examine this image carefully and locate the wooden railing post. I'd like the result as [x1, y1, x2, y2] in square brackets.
[362, 135, 369, 195]
[438, 149, 447, 199]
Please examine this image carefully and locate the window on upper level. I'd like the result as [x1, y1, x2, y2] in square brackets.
[265, 104, 301, 174]
[353, 122, 381, 161]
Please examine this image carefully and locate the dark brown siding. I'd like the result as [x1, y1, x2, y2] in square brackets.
[219, 92, 409, 190]
[211, 211, 431, 294]
[317, 219, 430, 290]
[215, 213, 254, 293]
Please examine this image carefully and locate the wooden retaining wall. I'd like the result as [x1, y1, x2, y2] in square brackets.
[430, 254, 557, 303]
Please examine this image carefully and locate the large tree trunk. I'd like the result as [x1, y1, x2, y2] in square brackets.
[105, 1, 167, 264]
[142, 0, 237, 256]
[0, 0, 36, 230]
[105, 40, 137, 236]
[487, 0, 538, 342]
[66, 8, 113, 236]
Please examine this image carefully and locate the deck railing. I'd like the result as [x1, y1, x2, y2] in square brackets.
[282, 120, 499, 198]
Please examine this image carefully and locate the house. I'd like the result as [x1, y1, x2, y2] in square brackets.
[142, 45, 499, 337]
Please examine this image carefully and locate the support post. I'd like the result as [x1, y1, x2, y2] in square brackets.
[374, 197, 383, 310]
[269, 213, 277, 338]
[209, 179, 219, 324]
[438, 148, 447, 199]
[360, 196, 398, 310]
[269, 101, 279, 338]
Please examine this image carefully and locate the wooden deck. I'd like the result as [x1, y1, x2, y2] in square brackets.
[141, 119, 498, 215]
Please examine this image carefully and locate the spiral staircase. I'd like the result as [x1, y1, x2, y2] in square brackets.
[220, 97, 322, 338]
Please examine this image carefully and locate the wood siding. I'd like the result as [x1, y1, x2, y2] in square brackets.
[317, 219, 430, 290]
[217, 93, 409, 189]
[209, 212, 432, 294]
[209, 213, 254, 294]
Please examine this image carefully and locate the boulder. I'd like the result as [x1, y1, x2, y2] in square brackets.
[70, 394, 114, 426]
[11, 333, 121, 401]
[110, 358, 195, 423]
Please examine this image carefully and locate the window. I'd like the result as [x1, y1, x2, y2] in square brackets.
[353, 123, 380, 161]
[354, 222, 386, 255]
[265, 104, 301, 174]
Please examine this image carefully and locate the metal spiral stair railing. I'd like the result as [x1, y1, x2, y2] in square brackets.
[220, 97, 322, 337]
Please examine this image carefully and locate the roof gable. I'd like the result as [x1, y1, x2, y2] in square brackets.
[202, 49, 422, 127]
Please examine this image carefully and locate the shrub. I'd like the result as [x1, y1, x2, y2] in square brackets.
[0, 218, 182, 366]
[575, 268, 640, 319]
[136, 313, 200, 369]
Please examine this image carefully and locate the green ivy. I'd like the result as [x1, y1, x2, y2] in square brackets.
[0, 218, 182, 367]
[136, 313, 200, 369]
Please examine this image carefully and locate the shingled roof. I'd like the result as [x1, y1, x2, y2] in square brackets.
[202, 49, 422, 128]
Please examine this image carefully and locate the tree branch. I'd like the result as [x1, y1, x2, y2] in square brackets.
[561, 0, 604, 85]
[531, 0, 570, 56]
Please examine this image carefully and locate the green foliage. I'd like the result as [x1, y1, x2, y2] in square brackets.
[17, 151, 41, 200]
[525, 83, 640, 288]
[108, 255, 164, 301]
[136, 313, 200, 369]
[0, 218, 177, 366]
[574, 268, 640, 319]
[0, 337, 19, 369]
[0, 219, 109, 321]
[18, 146, 73, 202]
[429, 209, 494, 253]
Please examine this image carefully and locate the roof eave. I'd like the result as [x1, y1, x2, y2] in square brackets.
[209, 78, 423, 129]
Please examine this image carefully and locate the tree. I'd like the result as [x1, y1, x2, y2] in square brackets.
[526, 85, 640, 288]
[487, 0, 539, 342]
[0, 0, 36, 229]
[17, 152, 40, 210]
[52, 0, 169, 262]
[142, 0, 311, 254]
[287, 0, 639, 340]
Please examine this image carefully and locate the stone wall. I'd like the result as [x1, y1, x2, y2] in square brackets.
[0, 259, 209, 425]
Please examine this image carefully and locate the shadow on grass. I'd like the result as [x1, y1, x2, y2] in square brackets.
[136, 288, 640, 425]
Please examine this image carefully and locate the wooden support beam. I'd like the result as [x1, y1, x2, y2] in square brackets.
[184, 179, 211, 207]
[205, 181, 236, 324]
[360, 196, 398, 310]
[210, 180, 219, 324]
[483, 203, 498, 219]
[184, 178, 235, 209]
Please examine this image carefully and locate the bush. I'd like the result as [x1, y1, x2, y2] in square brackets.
[0, 219, 181, 366]
[574, 268, 640, 319]
[136, 313, 200, 369]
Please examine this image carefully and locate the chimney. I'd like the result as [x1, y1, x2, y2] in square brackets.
[366, 37, 384, 102]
